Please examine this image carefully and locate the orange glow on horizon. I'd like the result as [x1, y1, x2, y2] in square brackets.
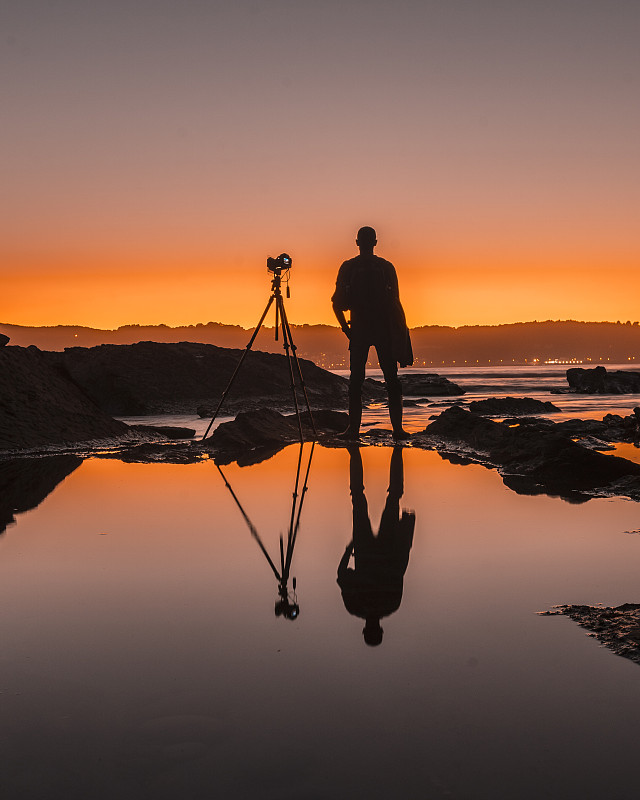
[3, 252, 640, 330]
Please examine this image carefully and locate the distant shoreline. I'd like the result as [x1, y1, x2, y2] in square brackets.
[3, 319, 640, 368]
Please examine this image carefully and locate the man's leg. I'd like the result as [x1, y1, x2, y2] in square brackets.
[340, 340, 368, 439]
[376, 342, 409, 440]
[378, 446, 404, 544]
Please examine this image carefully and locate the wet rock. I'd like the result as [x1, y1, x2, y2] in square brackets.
[544, 603, 640, 665]
[362, 378, 387, 401]
[103, 442, 199, 464]
[468, 397, 561, 416]
[129, 424, 196, 439]
[415, 405, 640, 499]
[566, 366, 640, 394]
[400, 374, 465, 396]
[205, 408, 349, 465]
[555, 412, 640, 444]
[487, 410, 640, 447]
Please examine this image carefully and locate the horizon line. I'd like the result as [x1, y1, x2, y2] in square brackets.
[2, 318, 640, 333]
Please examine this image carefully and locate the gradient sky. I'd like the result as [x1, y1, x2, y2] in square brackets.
[2, 0, 639, 329]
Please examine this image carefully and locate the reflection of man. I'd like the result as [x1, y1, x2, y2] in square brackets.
[332, 226, 413, 440]
[337, 446, 416, 646]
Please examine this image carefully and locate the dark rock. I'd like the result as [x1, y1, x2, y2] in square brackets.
[129, 424, 196, 439]
[501, 416, 557, 429]
[0, 333, 9, 346]
[362, 378, 387, 402]
[44, 341, 351, 416]
[205, 408, 349, 465]
[102, 442, 198, 464]
[556, 413, 640, 444]
[468, 397, 562, 416]
[400, 374, 465, 396]
[566, 366, 640, 394]
[428, 398, 467, 407]
[545, 603, 640, 665]
[415, 405, 640, 499]
[496, 412, 640, 447]
[0, 346, 129, 450]
[300, 409, 351, 433]
[0, 455, 82, 533]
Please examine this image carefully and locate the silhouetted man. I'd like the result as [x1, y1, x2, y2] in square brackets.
[337, 445, 415, 646]
[332, 226, 413, 440]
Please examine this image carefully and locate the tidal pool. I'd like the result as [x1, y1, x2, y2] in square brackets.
[2, 444, 640, 799]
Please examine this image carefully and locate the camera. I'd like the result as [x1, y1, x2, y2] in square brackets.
[266, 253, 292, 274]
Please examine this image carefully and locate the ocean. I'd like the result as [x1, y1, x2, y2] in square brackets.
[120, 363, 640, 438]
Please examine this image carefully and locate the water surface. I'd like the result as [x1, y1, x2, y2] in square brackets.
[3, 444, 640, 798]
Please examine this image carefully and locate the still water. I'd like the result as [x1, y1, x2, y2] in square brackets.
[3, 442, 640, 799]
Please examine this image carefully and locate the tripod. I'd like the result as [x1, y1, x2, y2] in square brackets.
[202, 264, 317, 442]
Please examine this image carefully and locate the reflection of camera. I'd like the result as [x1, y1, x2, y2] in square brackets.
[266, 253, 292, 274]
[275, 597, 300, 620]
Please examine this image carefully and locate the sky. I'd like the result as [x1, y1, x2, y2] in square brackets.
[2, 0, 639, 329]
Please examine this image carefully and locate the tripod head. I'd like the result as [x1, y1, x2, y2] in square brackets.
[266, 253, 292, 296]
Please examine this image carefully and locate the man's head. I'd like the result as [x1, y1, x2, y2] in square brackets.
[363, 617, 384, 646]
[356, 226, 377, 252]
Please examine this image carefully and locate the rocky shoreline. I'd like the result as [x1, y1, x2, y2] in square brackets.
[4, 344, 640, 502]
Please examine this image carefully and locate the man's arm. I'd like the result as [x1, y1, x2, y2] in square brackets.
[337, 542, 354, 583]
[331, 261, 351, 339]
[333, 303, 351, 339]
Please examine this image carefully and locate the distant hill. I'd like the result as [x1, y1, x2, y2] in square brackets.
[2, 319, 640, 367]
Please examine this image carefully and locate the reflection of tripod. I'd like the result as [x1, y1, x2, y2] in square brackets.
[202, 265, 317, 442]
[216, 441, 315, 620]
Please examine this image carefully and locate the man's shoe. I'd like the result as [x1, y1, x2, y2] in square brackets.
[337, 427, 360, 440]
[392, 428, 411, 441]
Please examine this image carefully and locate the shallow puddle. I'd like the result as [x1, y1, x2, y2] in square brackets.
[2, 445, 640, 799]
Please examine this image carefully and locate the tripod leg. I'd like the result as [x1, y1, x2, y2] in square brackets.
[279, 299, 318, 438]
[283, 440, 314, 581]
[201, 294, 275, 440]
[277, 294, 304, 443]
[215, 463, 281, 582]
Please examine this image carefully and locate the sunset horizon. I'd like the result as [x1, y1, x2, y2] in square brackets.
[3, 255, 640, 331]
[4, 2, 639, 332]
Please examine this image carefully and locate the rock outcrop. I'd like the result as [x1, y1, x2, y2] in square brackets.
[205, 408, 349, 465]
[416, 405, 640, 500]
[507, 410, 640, 446]
[43, 341, 353, 416]
[565, 366, 640, 394]
[468, 397, 561, 416]
[0, 346, 129, 450]
[400, 374, 465, 396]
